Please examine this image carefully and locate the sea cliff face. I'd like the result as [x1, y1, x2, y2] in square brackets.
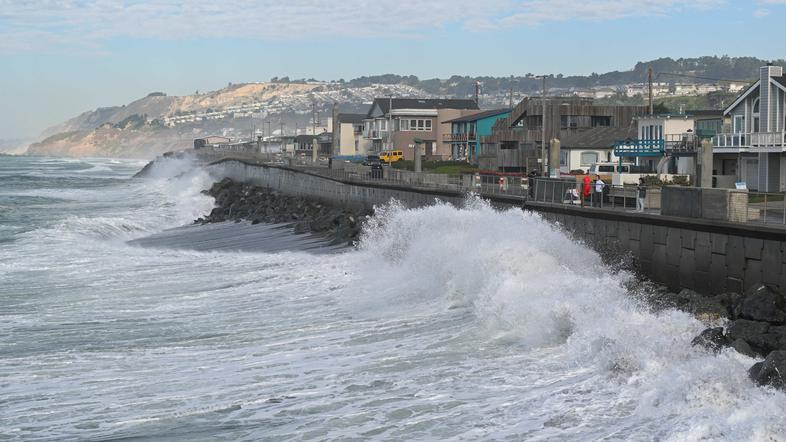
[26, 127, 192, 159]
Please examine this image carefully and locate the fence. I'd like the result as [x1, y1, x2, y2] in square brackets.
[529, 178, 662, 212]
[290, 163, 529, 200]
[742, 193, 786, 225]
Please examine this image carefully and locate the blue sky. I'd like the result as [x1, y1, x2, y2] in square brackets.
[0, 0, 785, 139]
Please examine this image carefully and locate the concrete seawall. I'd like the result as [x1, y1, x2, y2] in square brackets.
[206, 158, 786, 294]
[207, 159, 523, 210]
[529, 201, 786, 294]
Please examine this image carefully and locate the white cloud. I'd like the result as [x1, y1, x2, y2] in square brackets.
[0, 0, 726, 54]
[753, 8, 770, 17]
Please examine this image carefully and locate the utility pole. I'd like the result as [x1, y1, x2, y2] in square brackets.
[509, 75, 514, 109]
[266, 121, 272, 140]
[387, 94, 394, 153]
[312, 103, 317, 135]
[280, 121, 285, 153]
[648, 66, 654, 115]
[541, 75, 547, 177]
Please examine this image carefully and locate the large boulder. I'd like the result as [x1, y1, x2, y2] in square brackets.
[726, 319, 786, 356]
[691, 327, 729, 353]
[730, 338, 758, 358]
[733, 284, 786, 324]
[749, 351, 786, 389]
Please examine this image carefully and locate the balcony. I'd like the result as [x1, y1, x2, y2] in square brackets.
[364, 130, 389, 140]
[443, 132, 477, 143]
[665, 133, 700, 154]
[613, 139, 666, 157]
[713, 132, 786, 153]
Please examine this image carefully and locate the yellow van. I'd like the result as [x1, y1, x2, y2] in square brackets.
[379, 150, 404, 163]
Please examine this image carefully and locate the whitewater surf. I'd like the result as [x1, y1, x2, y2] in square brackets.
[2, 156, 785, 440]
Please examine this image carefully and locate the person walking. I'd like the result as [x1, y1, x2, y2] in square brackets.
[636, 178, 647, 212]
[594, 176, 606, 208]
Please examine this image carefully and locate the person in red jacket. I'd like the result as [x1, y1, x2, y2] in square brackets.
[582, 175, 591, 207]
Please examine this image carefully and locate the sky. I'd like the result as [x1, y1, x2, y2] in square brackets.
[0, 0, 785, 139]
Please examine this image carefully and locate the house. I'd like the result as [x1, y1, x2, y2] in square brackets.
[194, 136, 231, 149]
[260, 135, 296, 154]
[362, 98, 479, 160]
[712, 64, 786, 191]
[315, 132, 333, 155]
[443, 108, 511, 162]
[295, 134, 318, 156]
[619, 112, 720, 173]
[480, 97, 646, 173]
[332, 113, 371, 156]
[558, 127, 636, 173]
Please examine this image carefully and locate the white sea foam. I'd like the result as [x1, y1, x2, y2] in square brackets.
[2, 157, 785, 441]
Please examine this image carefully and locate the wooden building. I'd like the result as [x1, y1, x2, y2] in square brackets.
[480, 97, 647, 173]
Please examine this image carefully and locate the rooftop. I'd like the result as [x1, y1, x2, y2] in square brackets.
[637, 110, 724, 120]
[337, 113, 366, 124]
[444, 108, 512, 124]
[367, 98, 479, 117]
[559, 127, 638, 149]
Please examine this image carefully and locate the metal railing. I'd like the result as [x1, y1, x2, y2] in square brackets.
[293, 163, 529, 200]
[442, 133, 477, 142]
[613, 139, 666, 157]
[713, 132, 786, 151]
[739, 192, 786, 225]
[529, 178, 661, 213]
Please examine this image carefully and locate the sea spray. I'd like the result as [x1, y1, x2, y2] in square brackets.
[3, 157, 786, 440]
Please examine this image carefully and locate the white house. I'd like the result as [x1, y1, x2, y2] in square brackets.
[713, 65, 786, 191]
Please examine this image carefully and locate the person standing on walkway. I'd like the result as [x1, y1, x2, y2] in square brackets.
[594, 176, 606, 208]
[636, 178, 647, 212]
[582, 175, 591, 207]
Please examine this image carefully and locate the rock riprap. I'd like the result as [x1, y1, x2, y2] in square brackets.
[684, 284, 786, 390]
[196, 178, 371, 245]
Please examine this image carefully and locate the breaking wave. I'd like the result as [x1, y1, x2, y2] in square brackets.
[3, 156, 786, 440]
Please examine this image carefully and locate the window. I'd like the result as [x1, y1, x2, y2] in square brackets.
[580, 152, 598, 166]
[696, 119, 722, 134]
[560, 115, 578, 128]
[402, 119, 432, 131]
[591, 116, 611, 127]
[752, 98, 760, 133]
[379, 120, 387, 131]
[733, 115, 745, 134]
[560, 150, 569, 167]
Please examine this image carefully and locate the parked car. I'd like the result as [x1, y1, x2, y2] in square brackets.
[587, 162, 634, 175]
[362, 155, 380, 166]
[379, 150, 404, 163]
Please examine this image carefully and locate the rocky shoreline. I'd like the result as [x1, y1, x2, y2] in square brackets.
[645, 283, 786, 389]
[195, 178, 371, 246]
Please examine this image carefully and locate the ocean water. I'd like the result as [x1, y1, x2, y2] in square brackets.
[2, 156, 786, 441]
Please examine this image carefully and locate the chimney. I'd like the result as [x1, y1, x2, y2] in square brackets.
[760, 65, 783, 132]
